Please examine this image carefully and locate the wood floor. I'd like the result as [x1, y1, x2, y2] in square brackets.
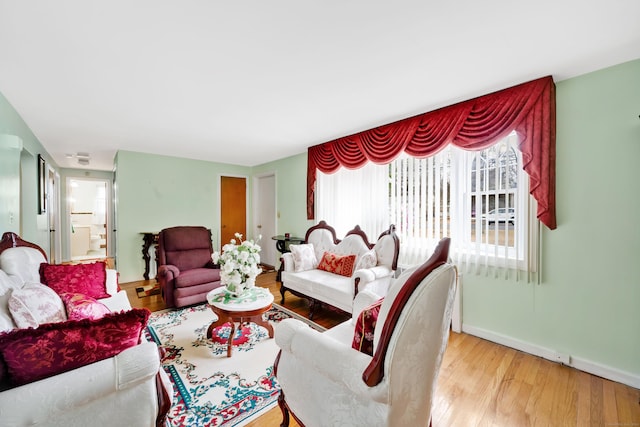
[121, 272, 640, 427]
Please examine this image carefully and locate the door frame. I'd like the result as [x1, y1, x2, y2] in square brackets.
[65, 176, 112, 261]
[252, 171, 277, 268]
[47, 165, 61, 263]
[217, 174, 249, 250]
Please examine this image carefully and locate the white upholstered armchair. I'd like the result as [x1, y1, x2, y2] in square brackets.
[274, 238, 456, 427]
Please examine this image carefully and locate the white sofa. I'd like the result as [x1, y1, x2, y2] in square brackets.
[280, 221, 399, 319]
[0, 232, 172, 427]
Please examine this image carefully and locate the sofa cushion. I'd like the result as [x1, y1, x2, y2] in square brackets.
[0, 308, 150, 386]
[8, 283, 67, 329]
[40, 262, 110, 299]
[352, 297, 384, 356]
[174, 267, 221, 288]
[317, 252, 356, 277]
[62, 293, 111, 321]
[290, 244, 318, 272]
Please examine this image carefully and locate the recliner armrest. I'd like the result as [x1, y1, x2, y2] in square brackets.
[158, 264, 180, 279]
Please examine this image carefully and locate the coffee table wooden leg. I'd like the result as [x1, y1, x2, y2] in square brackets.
[227, 321, 236, 357]
[207, 315, 230, 339]
[251, 315, 274, 338]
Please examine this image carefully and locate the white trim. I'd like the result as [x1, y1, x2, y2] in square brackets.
[462, 324, 640, 389]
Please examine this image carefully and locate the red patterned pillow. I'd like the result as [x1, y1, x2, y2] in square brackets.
[352, 298, 384, 356]
[40, 262, 110, 299]
[61, 293, 111, 321]
[0, 308, 149, 386]
[317, 252, 357, 277]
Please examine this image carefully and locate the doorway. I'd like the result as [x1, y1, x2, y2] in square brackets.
[254, 173, 277, 269]
[220, 176, 247, 250]
[68, 178, 109, 261]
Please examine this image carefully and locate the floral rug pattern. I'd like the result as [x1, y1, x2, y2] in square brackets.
[145, 302, 321, 427]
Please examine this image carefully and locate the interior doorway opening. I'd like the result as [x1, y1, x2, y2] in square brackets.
[68, 178, 109, 262]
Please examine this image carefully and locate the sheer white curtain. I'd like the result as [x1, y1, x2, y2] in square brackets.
[316, 163, 389, 241]
[390, 152, 452, 267]
[315, 133, 538, 275]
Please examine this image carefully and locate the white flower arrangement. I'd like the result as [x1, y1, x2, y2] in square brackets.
[212, 233, 262, 296]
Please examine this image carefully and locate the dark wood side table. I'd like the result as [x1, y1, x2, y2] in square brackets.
[140, 232, 159, 280]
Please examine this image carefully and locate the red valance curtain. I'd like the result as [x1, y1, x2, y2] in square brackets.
[307, 76, 556, 229]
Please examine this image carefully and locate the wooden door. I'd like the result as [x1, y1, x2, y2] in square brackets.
[220, 176, 246, 250]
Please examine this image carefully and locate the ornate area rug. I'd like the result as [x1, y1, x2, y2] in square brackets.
[145, 301, 324, 427]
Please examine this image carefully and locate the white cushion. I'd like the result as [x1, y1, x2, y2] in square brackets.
[0, 247, 46, 285]
[355, 249, 377, 271]
[99, 290, 132, 312]
[8, 282, 67, 328]
[282, 269, 354, 313]
[0, 270, 21, 332]
[105, 269, 118, 296]
[290, 244, 318, 272]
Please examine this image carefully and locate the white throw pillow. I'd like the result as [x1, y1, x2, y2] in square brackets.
[355, 249, 377, 271]
[8, 282, 67, 329]
[290, 244, 318, 272]
[0, 247, 46, 284]
[0, 270, 21, 332]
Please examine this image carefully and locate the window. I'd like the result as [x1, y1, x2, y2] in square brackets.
[316, 132, 538, 272]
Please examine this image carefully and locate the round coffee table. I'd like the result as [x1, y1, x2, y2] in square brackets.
[206, 286, 275, 357]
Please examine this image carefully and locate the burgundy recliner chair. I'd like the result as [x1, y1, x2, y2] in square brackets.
[157, 226, 221, 308]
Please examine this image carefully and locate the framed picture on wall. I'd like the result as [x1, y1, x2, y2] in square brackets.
[38, 154, 46, 214]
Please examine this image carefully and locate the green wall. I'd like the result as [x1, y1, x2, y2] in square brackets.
[463, 59, 640, 384]
[114, 150, 251, 282]
[0, 92, 57, 251]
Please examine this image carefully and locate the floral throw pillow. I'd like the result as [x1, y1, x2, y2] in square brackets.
[355, 249, 377, 271]
[8, 282, 67, 329]
[0, 308, 150, 386]
[290, 244, 318, 272]
[352, 298, 384, 356]
[317, 252, 357, 277]
[40, 262, 110, 299]
[61, 293, 111, 321]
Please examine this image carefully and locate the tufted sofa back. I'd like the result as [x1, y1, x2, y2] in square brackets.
[304, 221, 399, 271]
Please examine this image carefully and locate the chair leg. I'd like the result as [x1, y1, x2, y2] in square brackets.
[278, 392, 290, 427]
[308, 299, 316, 320]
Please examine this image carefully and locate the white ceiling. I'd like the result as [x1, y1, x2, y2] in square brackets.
[1, 1, 639, 171]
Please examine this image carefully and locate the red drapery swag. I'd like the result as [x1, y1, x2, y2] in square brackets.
[307, 76, 556, 229]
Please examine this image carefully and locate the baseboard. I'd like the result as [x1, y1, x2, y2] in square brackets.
[461, 324, 640, 389]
